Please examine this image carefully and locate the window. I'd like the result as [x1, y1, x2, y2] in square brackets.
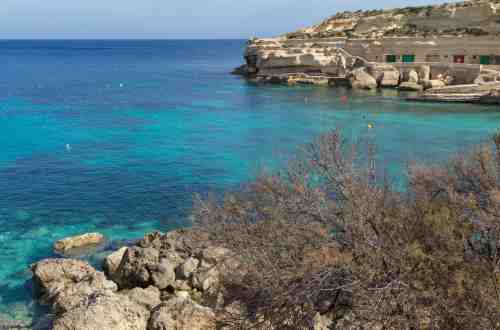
[480, 55, 491, 65]
[453, 55, 465, 63]
[386, 55, 397, 63]
[402, 54, 415, 63]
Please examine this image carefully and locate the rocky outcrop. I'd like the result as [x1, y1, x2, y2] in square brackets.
[241, 37, 367, 82]
[31, 258, 117, 314]
[148, 297, 215, 330]
[52, 292, 150, 330]
[348, 68, 378, 89]
[367, 64, 401, 88]
[236, 1, 499, 94]
[104, 246, 128, 283]
[53, 233, 105, 255]
[31, 230, 239, 330]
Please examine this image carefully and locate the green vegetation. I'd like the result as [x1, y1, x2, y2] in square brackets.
[193, 130, 500, 329]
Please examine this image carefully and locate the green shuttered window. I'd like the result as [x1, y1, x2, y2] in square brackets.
[402, 54, 415, 63]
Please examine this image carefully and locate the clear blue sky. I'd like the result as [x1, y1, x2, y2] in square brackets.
[2, 0, 458, 39]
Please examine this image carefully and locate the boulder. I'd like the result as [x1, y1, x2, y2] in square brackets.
[366, 63, 398, 85]
[176, 257, 200, 280]
[399, 82, 424, 92]
[423, 80, 446, 90]
[103, 246, 128, 282]
[406, 70, 419, 84]
[149, 258, 176, 290]
[53, 233, 105, 255]
[348, 68, 378, 90]
[380, 70, 400, 88]
[122, 286, 161, 310]
[115, 246, 160, 289]
[192, 267, 220, 292]
[31, 259, 117, 314]
[52, 292, 149, 330]
[148, 297, 216, 330]
[417, 65, 431, 82]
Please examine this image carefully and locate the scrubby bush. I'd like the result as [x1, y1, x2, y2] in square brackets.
[192, 130, 500, 329]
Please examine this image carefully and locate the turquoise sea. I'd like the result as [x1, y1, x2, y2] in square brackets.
[0, 39, 500, 322]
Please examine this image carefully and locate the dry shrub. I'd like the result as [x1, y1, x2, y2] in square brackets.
[192, 130, 500, 329]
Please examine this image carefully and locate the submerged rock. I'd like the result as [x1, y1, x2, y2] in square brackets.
[53, 233, 105, 256]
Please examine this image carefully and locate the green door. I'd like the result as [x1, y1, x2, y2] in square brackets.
[480, 55, 491, 65]
[386, 55, 396, 63]
[402, 54, 415, 63]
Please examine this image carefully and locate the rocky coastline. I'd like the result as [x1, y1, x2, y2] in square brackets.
[233, 0, 500, 105]
[22, 230, 334, 330]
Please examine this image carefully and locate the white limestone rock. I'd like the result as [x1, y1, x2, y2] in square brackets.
[348, 68, 378, 90]
[53, 233, 105, 255]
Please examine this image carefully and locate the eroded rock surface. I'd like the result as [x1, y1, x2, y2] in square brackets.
[348, 68, 378, 89]
[31, 258, 117, 314]
[52, 292, 150, 330]
[31, 230, 239, 330]
[148, 297, 216, 330]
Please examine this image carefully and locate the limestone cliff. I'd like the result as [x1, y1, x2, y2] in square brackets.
[291, 0, 500, 38]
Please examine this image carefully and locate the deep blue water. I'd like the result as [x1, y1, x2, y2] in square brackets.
[1, 39, 500, 321]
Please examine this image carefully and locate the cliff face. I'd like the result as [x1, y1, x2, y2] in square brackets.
[292, 0, 500, 38]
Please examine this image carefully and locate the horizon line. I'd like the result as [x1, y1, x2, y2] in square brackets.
[0, 37, 255, 41]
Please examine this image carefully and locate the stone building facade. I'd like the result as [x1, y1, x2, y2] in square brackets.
[343, 36, 500, 65]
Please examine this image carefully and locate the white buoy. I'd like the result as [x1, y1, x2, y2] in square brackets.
[119, 83, 124, 88]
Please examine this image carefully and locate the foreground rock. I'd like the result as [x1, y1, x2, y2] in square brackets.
[53, 233, 105, 255]
[31, 230, 237, 330]
[32, 258, 117, 314]
[32, 230, 332, 330]
[52, 292, 150, 330]
[148, 297, 215, 330]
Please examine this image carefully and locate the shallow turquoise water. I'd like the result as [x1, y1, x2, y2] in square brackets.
[0, 40, 500, 320]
